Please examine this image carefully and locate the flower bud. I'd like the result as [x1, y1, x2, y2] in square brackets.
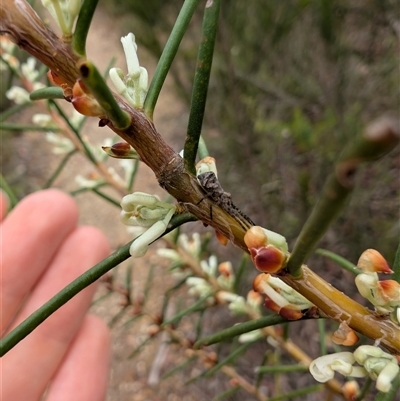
[342, 380, 360, 401]
[215, 230, 229, 245]
[218, 261, 233, 277]
[332, 322, 359, 346]
[357, 249, 393, 274]
[377, 280, 400, 305]
[244, 226, 268, 249]
[278, 305, 304, 320]
[71, 79, 104, 117]
[102, 142, 139, 159]
[249, 245, 286, 273]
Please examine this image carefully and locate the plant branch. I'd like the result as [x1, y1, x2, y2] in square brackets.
[72, 0, 99, 58]
[143, 0, 201, 118]
[1, 0, 399, 355]
[184, 0, 221, 174]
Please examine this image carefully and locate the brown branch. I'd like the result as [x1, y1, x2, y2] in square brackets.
[1, 0, 399, 355]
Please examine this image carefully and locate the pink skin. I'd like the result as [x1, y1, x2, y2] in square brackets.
[1, 190, 111, 401]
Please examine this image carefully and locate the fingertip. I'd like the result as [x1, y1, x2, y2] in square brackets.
[83, 314, 111, 352]
[72, 225, 111, 261]
[44, 314, 111, 401]
[19, 189, 79, 225]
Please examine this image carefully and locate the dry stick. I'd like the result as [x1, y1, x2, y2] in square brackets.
[1, 0, 399, 355]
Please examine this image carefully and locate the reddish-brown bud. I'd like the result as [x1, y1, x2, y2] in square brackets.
[250, 245, 286, 273]
[71, 79, 104, 117]
[111, 142, 131, 156]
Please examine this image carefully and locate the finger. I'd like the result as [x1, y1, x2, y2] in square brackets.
[1, 189, 79, 332]
[0, 189, 10, 221]
[2, 225, 110, 401]
[45, 315, 110, 401]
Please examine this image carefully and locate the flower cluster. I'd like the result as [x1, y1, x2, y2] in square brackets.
[4, 53, 45, 104]
[120, 192, 176, 258]
[109, 33, 148, 109]
[309, 345, 399, 393]
[157, 232, 263, 317]
[41, 0, 82, 37]
[354, 249, 399, 321]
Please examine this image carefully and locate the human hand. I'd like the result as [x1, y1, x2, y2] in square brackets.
[1, 189, 111, 401]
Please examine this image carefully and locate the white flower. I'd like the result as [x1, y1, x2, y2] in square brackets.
[21, 57, 39, 82]
[33, 113, 54, 127]
[177, 233, 201, 258]
[157, 248, 181, 263]
[0, 53, 19, 70]
[75, 174, 103, 189]
[186, 277, 213, 298]
[353, 345, 399, 393]
[6, 86, 30, 104]
[200, 255, 218, 277]
[41, 0, 83, 36]
[45, 132, 74, 154]
[109, 33, 148, 108]
[120, 192, 176, 258]
[309, 353, 367, 383]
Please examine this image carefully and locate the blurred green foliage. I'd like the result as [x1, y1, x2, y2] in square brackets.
[110, 0, 399, 265]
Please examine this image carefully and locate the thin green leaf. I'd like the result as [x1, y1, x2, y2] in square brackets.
[72, 0, 99, 58]
[45, 150, 76, 188]
[0, 102, 31, 122]
[0, 174, 19, 209]
[194, 315, 287, 349]
[143, 263, 156, 302]
[50, 100, 98, 165]
[0, 123, 62, 132]
[255, 364, 309, 374]
[205, 341, 254, 377]
[161, 356, 197, 381]
[233, 253, 248, 293]
[143, 0, 201, 118]
[30, 87, 64, 100]
[108, 305, 129, 328]
[268, 384, 323, 401]
[79, 61, 131, 129]
[91, 187, 121, 207]
[162, 294, 212, 326]
[212, 386, 241, 401]
[318, 319, 327, 355]
[128, 336, 153, 359]
[184, 0, 221, 174]
[316, 248, 361, 275]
